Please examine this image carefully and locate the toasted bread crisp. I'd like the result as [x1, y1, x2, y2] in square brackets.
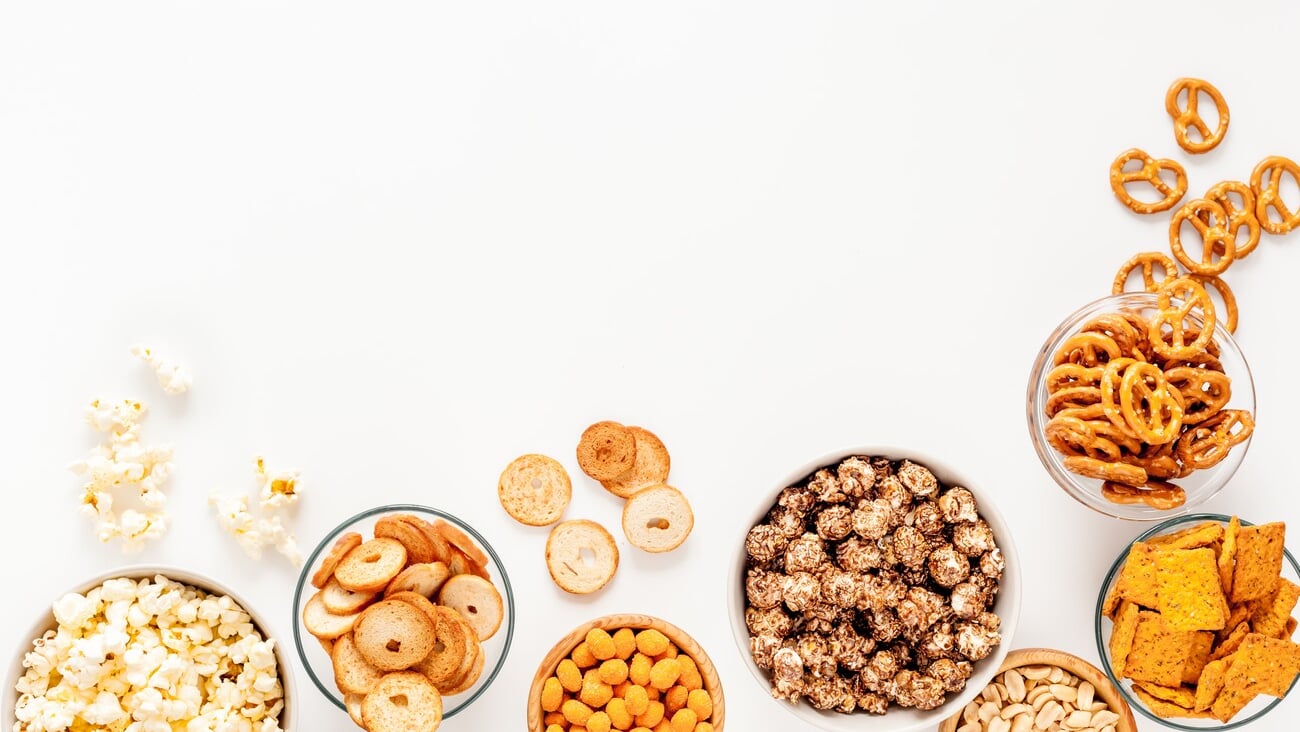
[1155, 547, 1228, 631]
[1126, 611, 1195, 687]
[1249, 577, 1300, 638]
[1181, 631, 1216, 684]
[600, 426, 671, 499]
[1115, 542, 1160, 609]
[1110, 600, 1141, 678]
[1148, 520, 1224, 550]
[1218, 515, 1240, 596]
[1194, 656, 1232, 711]
[1230, 522, 1286, 603]
[576, 421, 637, 481]
[498, 453, 572, 527]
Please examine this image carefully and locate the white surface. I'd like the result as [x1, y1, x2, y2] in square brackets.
[2, 2, 1298, 730]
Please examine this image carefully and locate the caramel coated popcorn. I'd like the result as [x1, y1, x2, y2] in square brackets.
[742, 455, 1005, 715]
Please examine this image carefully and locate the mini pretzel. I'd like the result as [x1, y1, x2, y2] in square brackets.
[1165, 78, 1229, 154]
[1111, 251, 1180, 295]
[1169, 198, 1235, 276]
[1082, 313, 1143, 356]
[1149, 277, 1216, 361]
[1118, 361, 1184, 445]
[1164, 366, 1232, 425]
[1098, 357, 1141, 438]
[1101, 480, 1186, 510]
[1047, 363, 1105, 392]
[1085, 417, 1143, 455]
[1063, 455, 1148, 487]
[1045, 385, 1103, 418]
[1176, 409, 1253, 471]
[1204, 181, 1261, 259]
[1249, 155, 1300, 234]
[1045, 416, 1121, 461]
[1110, 148, 1188, 214]
[1188, 274, 1238, 334]
[1053, 331, 1121, 367]
[1054, 403, 1107, 422]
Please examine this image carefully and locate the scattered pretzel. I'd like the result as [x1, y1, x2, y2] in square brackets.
[1109, 148, 1188, 214]
[1063, 455, 1148, 487]
[1249, 155, 1300, 235]
[1169, 198, 1235, 276]
[1187, 273, 1238, 333]
[1165, 78, 1229, 154]
[1101, 480, 1187, 510]
[1204, 181, 1261, 259]
[1111, 251, 1180, 294]
[1149, 277, 1216, 361]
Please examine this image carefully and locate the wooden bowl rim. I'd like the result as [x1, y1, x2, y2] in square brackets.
[526, 613, 725, 732]
[937, 648, 1137, 732]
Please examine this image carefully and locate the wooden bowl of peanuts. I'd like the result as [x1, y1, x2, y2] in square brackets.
[527, 613, 725, 732]
[939, 648, 1136, 732]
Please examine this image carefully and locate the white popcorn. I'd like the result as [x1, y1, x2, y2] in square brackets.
[254, 457, 299, 510]
[71, 399, 175, 552]
[13, 575, 283, 732]
[209, 457, 304, 566]
[130, 345, 192, 395]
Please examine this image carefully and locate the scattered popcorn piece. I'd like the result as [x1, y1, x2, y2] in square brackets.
[13, 574, 285, 732]
[130, 344, 192, 395]
[209, 494, 303, 566]
[255, 456, 300, 510]
[70, 399, 175, 552]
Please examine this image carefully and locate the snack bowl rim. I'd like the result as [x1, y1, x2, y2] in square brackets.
[4, 564, 299, 731]
[290, 503, 515, 720]
[937, 647, 1137, 732]
[525, 612, 725, 731]
[1026, 291, 1255, 521]
[1093, 512, 1300, 730]
[726, 445, 1023, 732]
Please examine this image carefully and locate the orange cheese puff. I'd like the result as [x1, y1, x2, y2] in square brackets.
[686, 689, 712, 720]
[636, 629, 670, 657]
[613, 628, 637, 659]
[695, 724, 714, 732]
[545, 725, 564, 732]
[587, 711, 612, 732]
[563, 699, 595, 726]
[624, 684, 650, 716]
[600, 659, 630, 685]
[635, 700, 665, 728]
[629, 654, 653, 686]
[541, 677, 565, 712]
[557, 659, 583, 693]
[675, 656, 702, 691]
[580, 670, 614, 708]
[544, 711, 567, 726]
[606, 698, 634, 730]
[572, 641, 599, 668]
[670, 709, 698, 732]
[660, 644, 678, 660]
[586, 628, 617, 661]
[663, 686, 688, 715]
[649, 658, 681, 690]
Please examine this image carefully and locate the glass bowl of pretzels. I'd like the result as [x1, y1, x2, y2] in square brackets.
[1027, 281, 1256, 520]
[291, 504, 515, 730]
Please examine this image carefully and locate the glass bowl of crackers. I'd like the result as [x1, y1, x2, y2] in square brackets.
[291, 504, 515, 729]
[1027, 287, 1255, 520]
[1095, 513, 1300, 729]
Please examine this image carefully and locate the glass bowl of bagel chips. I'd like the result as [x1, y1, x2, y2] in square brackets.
[1028, 292, 1255, 520]
[1095, 513, 1300, 729]
[292, 504, 515, 730]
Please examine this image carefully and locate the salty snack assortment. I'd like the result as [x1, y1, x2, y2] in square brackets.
[956, 664, 1123, 732]
[301, 513, 504, 731]
[13, 574, 285, 732]
[742, 455, 1005, 715]
[1100, 516, 1300, 722]
[1041, 276, 1253, 509]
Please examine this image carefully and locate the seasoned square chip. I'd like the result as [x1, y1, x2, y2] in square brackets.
[1194, 657, 1232, 711]
[1229, 523, 1286, 604]
[1224, 633, 1300, 699]
[1211, 622, 1251, 662]
[1155, 547, 1228, 631]
[1133, 681, 1197, 709]
[1210, 679, 1256, 723]
[1115, 542, 1160, 609]
[1110, 600, 1141, 679]
[1287, 617, 1298, 640]
[1125, 611, 1195, 687]
[1218, 515, 1240, 597]
[1249, 577, 1300, 639]
[1181, 631, 1216, 685]
[1149, 520, 1224, 550]
[1133, 685, 1211, 719]
[1218, 604, 1249, 643]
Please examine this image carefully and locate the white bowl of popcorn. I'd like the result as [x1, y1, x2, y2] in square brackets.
[727, 446, 1022, 732]
[4, 566, 297, 732]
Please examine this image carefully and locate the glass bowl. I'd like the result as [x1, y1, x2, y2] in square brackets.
[1027, 292, 1255, 520]
[291, 504, 515, 721]
[1094, 513, 1300, 730]
[727, 446, 1022, 732]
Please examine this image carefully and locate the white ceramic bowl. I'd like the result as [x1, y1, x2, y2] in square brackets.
[3, 566, 298, 731]
[727, 446, 1022, 732]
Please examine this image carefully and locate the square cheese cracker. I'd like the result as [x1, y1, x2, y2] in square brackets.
[1154, 547, 1228, 631]
[1229, 523, 1286, 604]
[1249, 577, 1300, 639]
[1125, 611, 1196, 687]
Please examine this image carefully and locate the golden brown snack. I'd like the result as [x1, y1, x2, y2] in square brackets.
[576, 421, 638, 481]
[621, 485, 694, 553]
[1203, 181, 1260, 260]
[1110, 148, 1188, 214]
[335, 538, 408, 594]
[1250, 155, 1300, 234]
[1113, 251, 1180, 295]
[1170, 199, 1235, 276]
[438, 574, 504, 641]
[600, 427, 672, 499]
[1166, 78, 1229, 154]
[375, 516, 436, 565]
[361, 672, 443, 732]
[353, 600, 437, 671]
[311, 531, 363, 589]
[498, 453, 572, 527]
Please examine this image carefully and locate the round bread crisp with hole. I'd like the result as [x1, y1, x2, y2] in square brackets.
[544, 519, 619, 595]
[622, 484, 694, 553]
[384, 562, 451, 600]
[335, 537, 408, 594]
[353, 600, 437, 671]
[385, 590, 440, 627]
[322, 577, 377, 615]
[412, 606, 471, 686]
[600, 426, 671, 498]
[442, 641, 485, 695]
[437, 574, 503, 641]
[576, 421, 637, 480]
[375, 516, 436, 565]
[302, 591, 362, 640]
[344, 692, 365, 727]
[393, 513, 453, 565]
[498, 453, 572, 527]
[331, 632, 384, 695]
[434, 520, 490, 569]
[361, 671, 443, 732]
[311, 531, 362, 589]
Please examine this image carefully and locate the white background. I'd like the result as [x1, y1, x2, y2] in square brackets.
[2, 1, 1299, 730]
